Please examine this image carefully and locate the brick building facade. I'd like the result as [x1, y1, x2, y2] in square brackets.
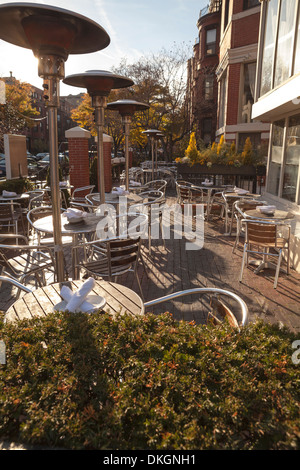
[1, 74, 77, 154]
[186, 1, 221, 144]
[186, 0, 270, 155]
[216, 0, 270, 152]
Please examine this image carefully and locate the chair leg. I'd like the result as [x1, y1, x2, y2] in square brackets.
[239, 244, 247, 283]
[140, 252, 149, 278]
[232, 219, 240, 253]
[274, 249, 283, 289]
[286, 245, 290, 275]
[135, 271, 144, 302]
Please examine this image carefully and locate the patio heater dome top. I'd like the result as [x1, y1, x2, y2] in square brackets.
[107, 99, 150, 116]
[63, 70, 134, 96]
[0, 3, 110, 59]
[143, 129, 161, 135]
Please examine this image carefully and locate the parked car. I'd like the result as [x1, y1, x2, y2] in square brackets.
[35, 152, 49, 161]
[0, 156, 6, 177]
[39, 153, 67, 165]
[27, 157, 43, 177]
[39, 153, 69, 176]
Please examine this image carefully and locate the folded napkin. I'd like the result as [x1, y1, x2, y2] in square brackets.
[234, 187, 249, 195]
[257, 205, 276, 213]
[60, 285, 95, 313]
[2, 190, 17, 197]
[59, 181, 68, 187]
[62, 207, 87, 219]
[111, 187, 129, 196]
[130, 180, 141, 187]
[64, 277, 96, 313]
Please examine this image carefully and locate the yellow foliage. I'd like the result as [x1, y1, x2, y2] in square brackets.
[185, 132, 200, 164]
[217, 135, 225, 155]
[241, 137, 253, 164]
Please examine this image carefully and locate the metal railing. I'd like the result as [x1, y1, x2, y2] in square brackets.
[200, 0, 222, 18]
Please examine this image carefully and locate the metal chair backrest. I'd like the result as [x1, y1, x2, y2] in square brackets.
[246, 220, 278, 247]
[176, 183, 191, 203]
[144, 179, 167, 194]
[71, 185, 95, 202]
[0, 203, 13, 222]
[27, 205, 53, 225]
[105, 237, 141, 277]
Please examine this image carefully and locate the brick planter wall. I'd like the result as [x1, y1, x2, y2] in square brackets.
[95, 133, 113, 193]
[65, 126, 91, 193]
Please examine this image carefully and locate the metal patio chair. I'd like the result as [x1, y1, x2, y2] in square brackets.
[239, 219, 291, 289]
[70, 185, 95, 204]
[0, 234, 56, 296]
[144, 287, 249, 331]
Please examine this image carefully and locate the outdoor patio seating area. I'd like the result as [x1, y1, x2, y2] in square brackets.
[0, 185, 299, 334]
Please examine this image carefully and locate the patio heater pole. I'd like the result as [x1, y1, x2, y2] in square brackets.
[93, 95, 107, 204]
[155, 132, 164, 172]
[0, 4, 110, 282]
[42, 67, 65, 282]
[142, 129, 160, 181]
[63, 71, 134, 204]
[151, 136, 155, 181]
[124, 115, 131, 191]
[107, 100, 150, 191]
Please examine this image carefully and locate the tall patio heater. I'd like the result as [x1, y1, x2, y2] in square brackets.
[154, 131, 164, 171]
[107, 99, 150, 190]
[142, 129, 161, 181]
[0, 3, 110, 282]
[63, 71, 134, 203]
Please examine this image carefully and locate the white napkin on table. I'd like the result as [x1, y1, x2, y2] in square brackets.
[60, 285, 95, 313]
[62, 207, 87, 220]
[111, 187, 129, 196]
[130, 180, 141, 187]
[64, 277, 96, 313]
[59, 181, 68, 187]
[2, 190, 17, 197]
[234, 187, 249, 195]
[257, 205, 276, 213]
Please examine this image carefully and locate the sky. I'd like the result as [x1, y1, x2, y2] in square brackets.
[0, 0, 208, 95]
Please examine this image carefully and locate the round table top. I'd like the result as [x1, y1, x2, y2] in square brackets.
[192, 184, 233, 191]
[224, 192, 260, 198]
[5, 279, 144, 323]
[33, 213, 103, 235]
[0, 192, 29, 201]
[44, 184, 74, 191]
[88, 192, 142, 205]
[244, 209, 295, 220]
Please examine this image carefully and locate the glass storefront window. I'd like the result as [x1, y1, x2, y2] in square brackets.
[260, 0, 279, 96]
[282, 114, 300, 202]
[241, 62, 256, 123]
[219, 73, 227, 129]
[274, 0, 295, 88]
[293, 4, 300, 74]
[268, 119, 285, 196]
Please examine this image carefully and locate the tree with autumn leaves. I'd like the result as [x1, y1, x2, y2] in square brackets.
[0, 78, 39, 152]
[70, 43, 191, 161]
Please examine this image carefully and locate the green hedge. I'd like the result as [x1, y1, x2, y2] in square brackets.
[0, 311, 299, 450]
